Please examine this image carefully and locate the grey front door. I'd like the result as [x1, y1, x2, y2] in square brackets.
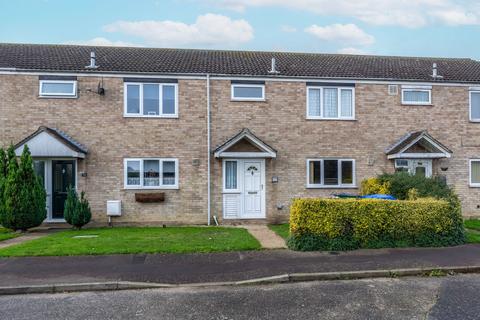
[52, 160, 75, 219]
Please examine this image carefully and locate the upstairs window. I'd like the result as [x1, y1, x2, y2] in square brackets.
[231, 83, 265, 101]
[124, 82, 178, 117]
[39, 80, 77, 97]
[401, 86, 431, 105]
[307, 86, 354, 120]
[470, 91, 480, 122]
[307, 159, 355, 188]
[124, 158, 178, 189]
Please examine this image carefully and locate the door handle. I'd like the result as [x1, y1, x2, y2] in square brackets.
[248, 191, 258, 194]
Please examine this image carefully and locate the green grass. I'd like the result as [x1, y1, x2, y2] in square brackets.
[466, 231, 480, 244]
[465, 219, 480, 231]
[464, 219, 480, 244]
[269, 224, 290, 240]
[0, 227, 261, 257]
[0, 227, 18, 242]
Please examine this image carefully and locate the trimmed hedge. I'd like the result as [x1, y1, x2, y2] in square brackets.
[288, 197, 465, 251]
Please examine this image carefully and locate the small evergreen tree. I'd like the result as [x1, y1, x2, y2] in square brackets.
[1, 145, 46, 231]
[64, 186, 78, 226]
[0, 148, 7, 227]
[64, 187, 91, 230]
[0, 145, 19, 229]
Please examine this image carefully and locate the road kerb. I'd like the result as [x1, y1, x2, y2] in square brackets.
[2, 265, 480, 295]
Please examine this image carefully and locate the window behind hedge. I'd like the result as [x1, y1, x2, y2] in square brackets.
[307, 159, 355, 188]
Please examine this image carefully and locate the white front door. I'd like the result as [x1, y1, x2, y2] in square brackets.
[222, 159, 265, 219]
[243, 160, 263, 218]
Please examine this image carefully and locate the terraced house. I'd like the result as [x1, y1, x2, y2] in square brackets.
[1, 43, 480, 225]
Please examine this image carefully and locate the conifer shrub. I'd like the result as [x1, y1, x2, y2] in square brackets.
[64, 187, 91, 229]
[0, 145, 46, 231]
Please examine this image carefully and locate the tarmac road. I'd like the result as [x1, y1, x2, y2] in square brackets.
[2, 274, 480, 319]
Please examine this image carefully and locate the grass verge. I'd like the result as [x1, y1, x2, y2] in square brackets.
[465, 219, 480, 231]
[464, 219, 480, 244]
[0, 227, 18, 242]
[0, 227, 261, 257]
[268, 224, 289, 240]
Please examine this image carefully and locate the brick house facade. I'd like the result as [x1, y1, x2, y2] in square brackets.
[1, 44, 480, 225]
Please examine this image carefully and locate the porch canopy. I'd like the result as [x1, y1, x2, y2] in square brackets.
[214, 128, 277, 158]
[385, 130, 452, 159]
[14, 126, 88, 158]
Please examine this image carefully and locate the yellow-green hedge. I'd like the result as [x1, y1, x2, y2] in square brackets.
[288, 197, 465, 251]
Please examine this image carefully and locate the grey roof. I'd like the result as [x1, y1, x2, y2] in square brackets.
[15, 126, 88, 154]
[2, 43, 480, 83]
[385, 131, 452, 155]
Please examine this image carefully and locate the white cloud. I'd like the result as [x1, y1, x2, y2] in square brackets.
[211, 0, 480, 28]
[305, 24, 374, 46]
[430, 9, 480, 25]
[103, 14, 254, 47]
[337, 47, 367, 55]
[65, 37, 138, 47]
[281, 25, 297, 33]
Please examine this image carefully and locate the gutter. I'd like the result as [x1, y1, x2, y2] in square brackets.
[2, 68, 480, 86]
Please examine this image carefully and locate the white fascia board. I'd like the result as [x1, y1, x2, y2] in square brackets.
[1, 69, 479, 87]
[387, 153, 451, 159]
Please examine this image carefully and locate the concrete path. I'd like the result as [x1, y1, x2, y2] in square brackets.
[0, 230, 55, 249]
[1, 244, 480, 287]
[242, 225, 287, 249]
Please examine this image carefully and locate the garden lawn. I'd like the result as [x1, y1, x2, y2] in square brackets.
[0, 227, 261, 257]
[465, 219, 480, 231]
[465, 219, 480, 244]
[268, 224, 289, 240]
[0, 227, 18, 242]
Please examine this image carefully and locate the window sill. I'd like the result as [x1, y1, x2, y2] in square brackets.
[124, 187, 179, 191]
[469, 184, 480, 188]
[306, 117, 356, 121]
[230, 99, 267, 103]
[123, 115, 179, 119]
[306, 185, 358, 189]
[38, 95, 78, 99]
[469, 119, 480, 123]
[401, 103, 433, 106]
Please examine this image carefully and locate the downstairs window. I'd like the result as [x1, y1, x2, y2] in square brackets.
[124, 158, 178, 189]
[307, 159, 355, 188]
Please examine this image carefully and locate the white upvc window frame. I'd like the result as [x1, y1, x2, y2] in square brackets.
[401, 85, 432, 105]
[306, 158, 356, 188]
[469, 90, 480, 122]
[231, 84, 265, 101]
[124, 158, 179, 190]
[306, 86, 355, 120]
[123, 82, 179, 118]
[39, 80, 77, 98]
[469, 159, 480, 187]
[222, 159, 241, 193]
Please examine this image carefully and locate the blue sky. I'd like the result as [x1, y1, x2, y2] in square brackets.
[1, 0, 480, 58]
